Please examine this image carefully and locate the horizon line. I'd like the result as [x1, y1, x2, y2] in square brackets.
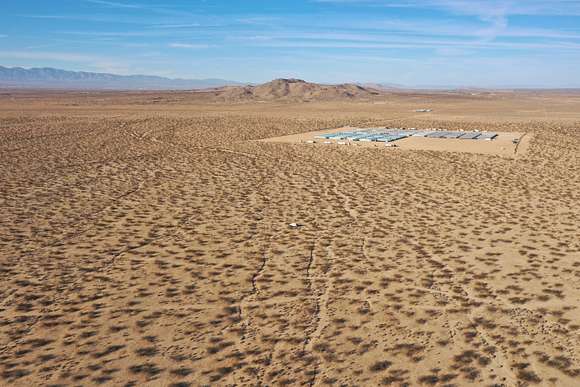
[1, 64, 580, 90]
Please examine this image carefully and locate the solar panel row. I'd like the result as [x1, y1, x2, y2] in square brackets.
[459, 132, 480, 139]
[477, 132, 498, 140]
[314, 129, 497, 143]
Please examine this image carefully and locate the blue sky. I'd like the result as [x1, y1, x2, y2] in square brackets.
[1, 0, 580, 87]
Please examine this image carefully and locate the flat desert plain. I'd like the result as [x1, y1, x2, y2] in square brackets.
[0, 90, 579, 386]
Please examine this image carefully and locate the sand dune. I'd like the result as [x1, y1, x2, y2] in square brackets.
[0, 91, 579, 386]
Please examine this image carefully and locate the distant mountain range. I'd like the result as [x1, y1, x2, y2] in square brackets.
[0, 66, 243, 90]
[360, 82, 406, 90]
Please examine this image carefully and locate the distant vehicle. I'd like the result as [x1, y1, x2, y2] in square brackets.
[415, 109, 433, 112]
[512, 138, 520, 144]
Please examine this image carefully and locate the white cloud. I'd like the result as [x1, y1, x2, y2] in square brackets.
[168, 43, 210, 49]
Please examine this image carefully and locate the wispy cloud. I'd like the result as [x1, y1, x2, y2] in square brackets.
[59, 30, 175, 38]
[84, 0, 143, 9]
[152, 23, 202, 29]
[168, 43, 211, 49]
[0, 51, 101, 62]
[0, 50, 144, 75]
[83, 0, 201, 18]
[244, 34, 580, 51]
[236, 16, 281, 26]
[225, 26, 580, 52]
[18, 13, 146, 25]
[315, 0, 580, 16]
[316, 1, 580, 45]
[318, 0, 509, 40]
[303, 18, 580, 42]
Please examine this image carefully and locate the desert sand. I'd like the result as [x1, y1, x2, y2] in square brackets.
[0, 90, 579, 386]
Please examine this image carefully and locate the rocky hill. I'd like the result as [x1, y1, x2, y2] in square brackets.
[213, 78, 384, 101]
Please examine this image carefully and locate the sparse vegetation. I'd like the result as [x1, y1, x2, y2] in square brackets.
[0, 90, 578, 385]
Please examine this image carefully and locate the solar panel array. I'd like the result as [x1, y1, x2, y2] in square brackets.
[315, 128, 497, 143]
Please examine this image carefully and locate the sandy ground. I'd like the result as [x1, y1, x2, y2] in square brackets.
[263, 127, 531, 158]
[0, 90, 579, 386]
